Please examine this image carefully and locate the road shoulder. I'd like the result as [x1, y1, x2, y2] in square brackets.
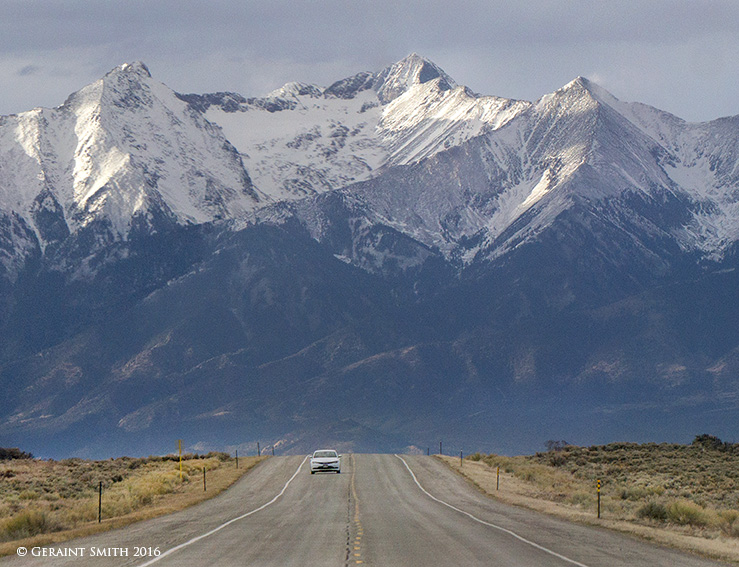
[436, 455, 739, 565]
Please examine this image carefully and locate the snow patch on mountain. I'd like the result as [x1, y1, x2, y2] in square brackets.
[205, 89, 386, 201]
[199, 54, 530, 203]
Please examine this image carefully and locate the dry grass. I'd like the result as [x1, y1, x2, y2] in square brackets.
[440, 440, 739, 564]
[0, 452, 265, 557]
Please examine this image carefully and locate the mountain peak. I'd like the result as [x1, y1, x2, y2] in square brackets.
[373, 53, 456, 104]
[106, 61, 152, 79]
[266, 81, 323, 100]
[559, 76, 620, 106]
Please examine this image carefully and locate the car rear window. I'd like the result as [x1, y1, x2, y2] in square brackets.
[313, 451, 337, 458]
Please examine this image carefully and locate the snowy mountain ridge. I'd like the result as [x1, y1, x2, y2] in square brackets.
[176, 59, 739, 266]
[193, 53, 529, 203]
[0, 54, 737, 281]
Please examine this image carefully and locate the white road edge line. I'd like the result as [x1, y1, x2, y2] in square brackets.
[394, 455, 591, 567]
[137, 455, 308, 567]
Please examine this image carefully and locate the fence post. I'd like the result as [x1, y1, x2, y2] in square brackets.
[257, 442, 261, 457]
[497, 466, 500, 491]
[178, 439, 183, 481]
[460, 451, 463, 467]
[597, 479, 601, 518]
[204, 467, 207, 492]
[236, 449, 238, 469]
[98, 481, 102, 523]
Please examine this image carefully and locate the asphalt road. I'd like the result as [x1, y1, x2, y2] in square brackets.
[1, 454, 727, 567]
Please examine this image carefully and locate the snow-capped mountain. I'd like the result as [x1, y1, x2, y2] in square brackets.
[0, 62, 260, 278]
[2, 54, 737, 280]
[184, 54, 737, 270]
[1, 55, 738, 458]
[180, 53, 527, 203]
[282, 74, 738, 268]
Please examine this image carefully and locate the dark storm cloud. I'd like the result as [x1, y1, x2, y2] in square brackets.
[1, 0, 737, 120]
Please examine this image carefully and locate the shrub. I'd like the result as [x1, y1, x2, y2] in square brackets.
[567, 491, 593, 508]
[619, 486, 649, 501]
[548, 453, 568, 467]
[667, 500, 708, 526]
[545, 440, 570, 452]
[18, 490, 40, 501]
[517, 469, 537, 482]
[718, 510, 739, 538]
[202, 452, 230, 461]
[0, 448, 33, 460]
[637, 501, 668, 522]
[0, 510, 55, 541]
[692, 434, 738, 453]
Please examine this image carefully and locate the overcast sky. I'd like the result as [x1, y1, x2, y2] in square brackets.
[2, 0, 737, 121]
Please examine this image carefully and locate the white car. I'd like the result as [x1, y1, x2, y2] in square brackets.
[310, 449, 341, 474]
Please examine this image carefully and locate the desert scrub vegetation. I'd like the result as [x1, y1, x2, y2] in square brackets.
[0, 449, 255, 546]
[465, 435, 739, 539]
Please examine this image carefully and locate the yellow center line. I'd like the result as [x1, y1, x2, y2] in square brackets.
[348, 454, 365, 565]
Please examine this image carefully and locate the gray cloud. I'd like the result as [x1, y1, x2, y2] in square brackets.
[17, 65, 40, 76]
[0, 0, 737, 120]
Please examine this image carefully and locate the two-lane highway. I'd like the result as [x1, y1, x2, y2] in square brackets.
[1, 455, 726, 566]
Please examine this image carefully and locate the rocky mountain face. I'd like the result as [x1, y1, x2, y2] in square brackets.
[0, 55, 737, 458]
